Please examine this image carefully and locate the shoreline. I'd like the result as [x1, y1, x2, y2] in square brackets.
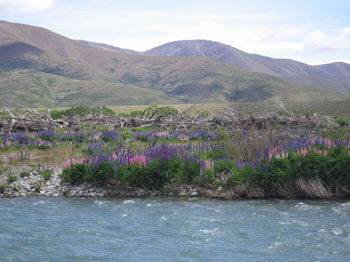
[1, 169, 349, 200]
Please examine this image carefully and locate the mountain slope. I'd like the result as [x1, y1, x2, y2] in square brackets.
[0, 21, 344, 107]
[79, 40, 140, 55]
[142, 40, 350, 94]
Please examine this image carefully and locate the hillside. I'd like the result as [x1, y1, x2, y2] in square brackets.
[91, 39, 350, 94]
[0, 21, 344, 107]
[142, 40, 350, 94]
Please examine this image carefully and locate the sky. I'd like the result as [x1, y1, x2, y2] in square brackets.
[0, 0, 350, 65]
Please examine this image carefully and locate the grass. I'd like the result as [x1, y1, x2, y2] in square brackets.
[108, 100, 350, 118]
[0, 145, 84, 181]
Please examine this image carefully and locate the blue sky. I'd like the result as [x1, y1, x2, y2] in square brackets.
[1, 0, 350, 64]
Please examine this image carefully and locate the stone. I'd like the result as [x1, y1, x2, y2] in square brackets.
[191, 191, 198, 197]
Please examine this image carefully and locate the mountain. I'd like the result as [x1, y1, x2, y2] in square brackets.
[86, 39, 350, 94]
[0, 21, 344, 107]
[79, 40, 139, 55]
[142, 40, 350, 94]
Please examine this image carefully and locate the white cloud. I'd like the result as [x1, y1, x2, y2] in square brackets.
[0, 0, 54, 13]
[308, 58, 350, 65]
[18, 4, 346, 64]
[108, 20, 349, 65]
[111, 21, 305, 54]
[305, 29, 350, 51]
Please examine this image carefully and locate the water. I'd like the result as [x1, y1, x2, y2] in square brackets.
[0, 198, 349, 262]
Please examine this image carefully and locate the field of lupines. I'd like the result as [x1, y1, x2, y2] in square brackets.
[1, 126, 350, 198]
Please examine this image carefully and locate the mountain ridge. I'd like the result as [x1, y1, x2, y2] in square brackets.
[85, 39, 350, 94]
[0, 20, 346, 107]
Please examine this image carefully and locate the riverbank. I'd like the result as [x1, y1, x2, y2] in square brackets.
[1, 167, 349, 199]
[1, 119, 350, 199]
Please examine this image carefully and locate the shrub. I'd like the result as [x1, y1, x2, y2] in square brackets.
[0, 184, 5, 194]
[40, 170, 52, 181]
[37, 145, 51, 151]
[51, 106, 115, 119]
[227, 147, 350, 193]
[194, 170, 215, 187]
[336, 117, 350, 127]
[20, 171, 30, 178]
[130, 110, 143, 118]
[60, 163, 87, 186]
[153, 106, 178, 117]
[60, 156, 202, 190]
[7, 175, 17, 184]
[142, 105, 178, 118]
[121, 132, 131, 139]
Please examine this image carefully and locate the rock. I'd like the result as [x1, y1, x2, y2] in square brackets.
[191, 191, 198, 197]
[22, 184, 31, 192]
[136, 188, 145, 196]
[179, 192, 187, 197]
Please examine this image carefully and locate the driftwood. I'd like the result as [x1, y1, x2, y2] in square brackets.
[0, 103, 337, 133]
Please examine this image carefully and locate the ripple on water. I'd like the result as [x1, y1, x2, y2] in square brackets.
[294, 202, 310, 210]
[33, 200, 47, 206]
[94, 200, 111, 206]
[331, 228, 343, 236]
[123, 200, 135, 204]
[199, 228, 221, 236]
[291, 220, 310, 228]
[267, 241, 284, 252]
[332, 202, 350, 214]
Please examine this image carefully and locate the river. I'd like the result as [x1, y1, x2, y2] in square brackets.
[0, 198, 349, 261]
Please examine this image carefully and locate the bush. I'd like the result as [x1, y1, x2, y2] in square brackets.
[336, 117, 350, 127]
[60, 157, 202, 190]
[20, 171, 30, 178]
[0, 184, 5, 194]
[121, 132, 131, 139]
[7, 175, 17, 184]
[227, 147, 350, 193]
[130, 110, 143, 118]
[142, 105, 178, 119]
[61, 163, 87, 186]
[51, 106, 115, 119]
[194, 170, 215, 187]
[37, 145, 51, 151]
[40, 170, 52, 181]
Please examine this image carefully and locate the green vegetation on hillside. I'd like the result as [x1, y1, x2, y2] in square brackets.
[0, 21, 347, 108]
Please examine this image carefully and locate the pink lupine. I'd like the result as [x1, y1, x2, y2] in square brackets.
[300, 147, 308, 157]
[110, 153, 118, 161]
[0, 140, 11, 147]
[88, 132, 101, 141]
[324, 138, 332, 148]
[268, 146, 280, 160]
[313, 149, 328, 157]
[204, 159, 214, 171]
[129, 155, 147, 168]
[153, 131, 169, 137]
[63, 157, 85, 169]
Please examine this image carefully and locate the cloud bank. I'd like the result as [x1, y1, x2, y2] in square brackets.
[0, 0, 54, 13]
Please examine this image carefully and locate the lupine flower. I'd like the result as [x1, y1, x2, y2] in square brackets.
[129, 155, 147, 168]
[204, 159, 214, 171]
[63, 157, 85, 169]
